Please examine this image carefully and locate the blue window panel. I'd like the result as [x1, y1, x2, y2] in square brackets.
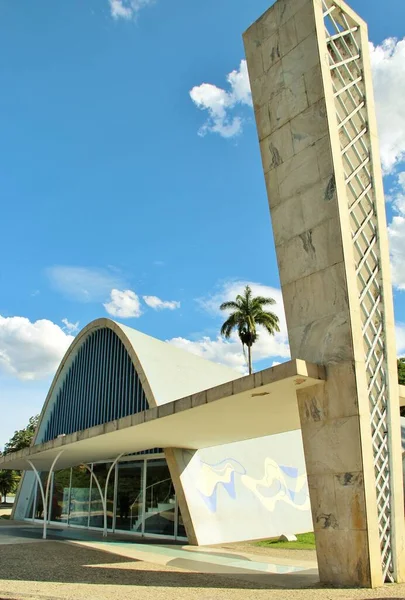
[41, 328, 150, 443]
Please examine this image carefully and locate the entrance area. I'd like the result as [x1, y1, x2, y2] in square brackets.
[25, 454, 187, 540]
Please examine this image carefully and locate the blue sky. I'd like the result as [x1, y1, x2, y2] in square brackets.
[1, 0, 405, 448]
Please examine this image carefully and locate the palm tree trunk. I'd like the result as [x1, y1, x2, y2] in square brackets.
[248, 344, 252, 375]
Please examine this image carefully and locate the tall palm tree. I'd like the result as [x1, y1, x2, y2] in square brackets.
[220, 285, 280, 375]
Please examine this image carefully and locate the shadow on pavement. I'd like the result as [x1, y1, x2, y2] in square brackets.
[0, 540, 317, 590]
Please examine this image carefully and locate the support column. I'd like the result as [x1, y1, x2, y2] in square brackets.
[243, 0, 405, 587]
[165, 448, 198, 545]
[27, 450, 64, 539]
[83, 454, 124, 538]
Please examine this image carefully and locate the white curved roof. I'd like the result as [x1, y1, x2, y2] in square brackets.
[115, 321, 242, 406]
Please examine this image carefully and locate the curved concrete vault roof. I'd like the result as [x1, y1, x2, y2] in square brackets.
[34, 318, 242, 445]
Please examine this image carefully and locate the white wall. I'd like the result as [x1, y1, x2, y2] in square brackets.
[172, 430, 313, 545]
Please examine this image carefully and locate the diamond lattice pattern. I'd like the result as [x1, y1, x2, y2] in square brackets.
[322, 0, 393, 582]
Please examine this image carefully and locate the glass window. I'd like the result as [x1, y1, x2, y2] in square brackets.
[176, 504, 187, 539]
[32, 473, 48, 521]
[50, 469, 71, 523]
[89, 463, 114, 530]
[144, 458, 175, 537]
[69, 466, 91, 526]
[116, 460, 144, 532]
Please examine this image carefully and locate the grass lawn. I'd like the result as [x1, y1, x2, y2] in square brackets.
[0, 515, 10, 520]
[255, 532, 316, 550]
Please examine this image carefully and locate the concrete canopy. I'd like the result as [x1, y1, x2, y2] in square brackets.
[0, 359, 325, 472]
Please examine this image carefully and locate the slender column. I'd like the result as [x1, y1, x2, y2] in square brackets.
[82, 454, 124, 538]
[82, 464, 106, 535]
[243, 0, 405, 587]
[104, 454, 124, 537]
[27, 450, 64, 540]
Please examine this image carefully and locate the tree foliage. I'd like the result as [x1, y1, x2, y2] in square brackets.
[0, 470, 17, 503]
[398, 358, 405, 386]
[220, 285, 280, 375]
[2, 415, 39, 456]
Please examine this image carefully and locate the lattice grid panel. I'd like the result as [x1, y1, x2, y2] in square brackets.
[322, 0, 393, 582]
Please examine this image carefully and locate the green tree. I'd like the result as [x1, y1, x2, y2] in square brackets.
[398, 358, 405, 386]
[0, 470, 17, 504]
[399, 358, 405, 418]
[2, 415, 39, 456]
[220, 285, 280, 375]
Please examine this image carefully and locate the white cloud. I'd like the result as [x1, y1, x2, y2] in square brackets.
[188, 38, 404, 163]
[0, 316, 73, 380]
[189, 60, 252, 138]
[104, 289, 142, 318]
[61, 318, 80, 335]
[168, 335, 248, 373]
[388, 171, 405, 290]
[47, 266, 126, 303]
[397, 324, 405, 356]
[168, 280, 290, 373]
[143, 296, 180, 310]
[370, 38, 405, 173]
[109, 0, 153, 20]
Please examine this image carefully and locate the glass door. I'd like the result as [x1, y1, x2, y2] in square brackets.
[89, 463, 114, 530]
[144, 458, 175, 537]
[68, 466, 91, 526]
[50, 469, 71, 523]
[115, 460, 144, 533]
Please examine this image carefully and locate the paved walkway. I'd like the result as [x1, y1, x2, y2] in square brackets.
[0, 522, 404, 600]
[0, 522, 318, 589]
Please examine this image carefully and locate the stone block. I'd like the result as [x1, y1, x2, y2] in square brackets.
[281, 261, 348, 328]
[304, 65, 324, 106]
[300, 415, 363, 476]
[282, 34, 320, 85]
[264, 167, 281, 208]
[294, 1, 316, 43]
[334, 471, 367, 530]
[131, 412, 145, 426]
[257, 3, 279, 41]
[325, 362, 359, 419]
[290, 99, 329, 155]
[105, 420, 118, 433]
[307, 473, 339, 531]
[279, 17, 298, 56]
[297, 384, 327, 425]
[277, 143, 320, 202]
[279, 533, 297, 542]
[191, 391, 207, 408]
[271, 194, 306, 246]
[175, 396, 192, 412]
[262, 32, 281, 73]
[260, 122, 294, 173]
[300, 176, 339, 231]
[118, 415, 132, 430]
[261, 360, 293, 384]
[269, 76, 308, 133]
[314, 529, 372, 587]
[276, 217, 344, 285]
[254, 103, 271, 141]
[278, 0, 311, 27]
[207, 381, 233, 403]
[297, 362, 359, 424]
[243, 21, 264, 82]
[232, 374, 254, 395]
[288, 311, 353, 365]
[158, 402, 174, 418]
[250, 61, 284, 110]
[315, 134, 335, 181]
[145, 407, 158, 422]
[254, 370, 263, 387]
